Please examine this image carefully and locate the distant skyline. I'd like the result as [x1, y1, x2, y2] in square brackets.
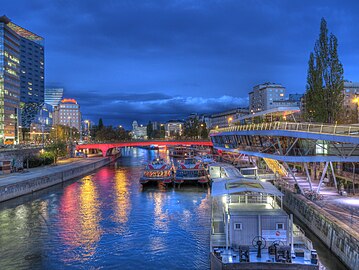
[4, 0, 359, 128]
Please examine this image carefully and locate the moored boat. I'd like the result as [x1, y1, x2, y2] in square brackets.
[174, 157, 209, 185]
[169, 145, 194, 158]
[210, 176, 319, 270]
[140, 158, 173, 184]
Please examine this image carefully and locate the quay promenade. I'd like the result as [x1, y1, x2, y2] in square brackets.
[0, 157, 110, 203]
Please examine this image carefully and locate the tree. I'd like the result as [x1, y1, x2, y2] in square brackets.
[200, 122, 209, 139]
[304, 18, 344, 124]
[98, 118, 104, 130]
[45, 141, 67, 164]
[147, 121, 153, 139]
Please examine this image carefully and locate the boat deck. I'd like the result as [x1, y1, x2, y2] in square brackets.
[212, 247, 318, 269]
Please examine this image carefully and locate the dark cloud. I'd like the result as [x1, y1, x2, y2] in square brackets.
[3, 0, 359, 127]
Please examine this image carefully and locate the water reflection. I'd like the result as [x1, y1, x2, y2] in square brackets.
[58, 176, 102, 262]
[0, 148, 347, 270]
[114, 169, 131, 224]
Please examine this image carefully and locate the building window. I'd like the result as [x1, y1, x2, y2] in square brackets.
[234, 223, 242, 230]
[276, 223, 284, 230]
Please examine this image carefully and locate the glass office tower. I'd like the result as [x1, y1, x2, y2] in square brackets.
[7, 19, 44, 128]
[0, 16, 21, 144]
[45, 87, 64, 108]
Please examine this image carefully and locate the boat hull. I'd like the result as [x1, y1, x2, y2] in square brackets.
[210, 253, 318, 270]
[140, 177, 173, 184]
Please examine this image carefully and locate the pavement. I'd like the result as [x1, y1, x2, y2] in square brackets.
[0, 157, 106, 188]
[280, 174, 359, 228]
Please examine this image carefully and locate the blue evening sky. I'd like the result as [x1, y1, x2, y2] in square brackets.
[3, 0, 359, 128]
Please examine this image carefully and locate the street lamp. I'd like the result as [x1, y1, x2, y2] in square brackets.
[68, 116, 73, 157]
[228, 117, 233, 127]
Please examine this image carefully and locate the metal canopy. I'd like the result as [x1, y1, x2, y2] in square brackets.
[211, 178, 283, 197]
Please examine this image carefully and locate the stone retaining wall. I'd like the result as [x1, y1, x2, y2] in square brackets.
[283, 190, 359, 270]
[0, 158, 110, 202]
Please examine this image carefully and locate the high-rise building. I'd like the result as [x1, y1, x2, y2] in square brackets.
[0, 16, 21, 144]
[53, 98, 82, 132]
[5, 17, 45, 128]
[0, 15, 44, 142]
[45, 87, 64, 108]
[249, 82, 286, 113]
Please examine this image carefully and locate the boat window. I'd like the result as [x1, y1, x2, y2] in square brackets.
[276, 223, 284, 230]
[234, 223, 242, 230]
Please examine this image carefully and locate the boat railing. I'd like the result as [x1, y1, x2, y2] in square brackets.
[293, 226, 314, 251]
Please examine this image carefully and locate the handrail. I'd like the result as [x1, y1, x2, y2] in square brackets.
[210, 121, 359, 137]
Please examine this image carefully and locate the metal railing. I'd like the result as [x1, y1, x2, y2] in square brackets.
[210, 121, 359, 137]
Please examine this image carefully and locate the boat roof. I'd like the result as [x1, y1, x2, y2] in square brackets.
[211, 178, 283, 197]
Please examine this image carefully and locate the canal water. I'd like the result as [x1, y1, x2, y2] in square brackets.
[0, 148, 347, 270]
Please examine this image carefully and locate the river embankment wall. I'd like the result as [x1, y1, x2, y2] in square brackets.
[0, 157, 110, 203]
[283, 190, 358, 270]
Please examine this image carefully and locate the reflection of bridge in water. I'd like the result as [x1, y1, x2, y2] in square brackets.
[76, 140, 213, 157]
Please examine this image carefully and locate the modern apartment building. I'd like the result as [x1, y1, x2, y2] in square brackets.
[165, 120, 184, 138]
[249, 82, 286, 113]
[209, 108, 249, 128]
[45, 87, 64, 108]
[0, 16, 21, 144]
[343, 81, 359, 121]
[53, 98, 82, 132]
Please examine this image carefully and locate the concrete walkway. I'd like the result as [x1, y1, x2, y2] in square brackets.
[0, 157, 106, 188]
[279, 174, 359, 228]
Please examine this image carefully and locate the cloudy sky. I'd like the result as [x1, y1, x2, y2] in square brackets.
[3, 0, 359, 128]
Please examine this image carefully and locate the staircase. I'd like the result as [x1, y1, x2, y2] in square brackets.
[263, 158, 288, 177]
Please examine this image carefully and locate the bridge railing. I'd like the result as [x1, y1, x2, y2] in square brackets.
[78, 139, 211, 145]
[210, 121, 359, 137]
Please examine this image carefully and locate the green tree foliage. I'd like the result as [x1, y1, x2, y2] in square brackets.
[49, 125, 80, 142]
[98, 118, 104, 129]
[147, 121, 153, 139]
[45, 141, 67, 163]
[183, 119, 208, 139]
[304, 18, 344, 123]
[94, 125, 131, 141]
[200, 122, 209, 139]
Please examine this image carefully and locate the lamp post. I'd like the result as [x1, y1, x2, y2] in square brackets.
[228, 117, 233, 127]
[85, 120, 90, 141]
[68, 117, 73, 157]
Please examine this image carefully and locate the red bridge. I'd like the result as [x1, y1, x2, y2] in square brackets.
[76, 140, 213, 157]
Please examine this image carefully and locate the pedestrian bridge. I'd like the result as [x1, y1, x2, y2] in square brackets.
[210, 121, 359, 194]
[76, 140, 213, 157]
[210, 121, 359, 162]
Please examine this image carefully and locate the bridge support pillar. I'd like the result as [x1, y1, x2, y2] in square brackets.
[329, 161, 338, 190]
[283, 162, 304, 194]
[304, 163, 313, 191]
[317, 162, 329, 194]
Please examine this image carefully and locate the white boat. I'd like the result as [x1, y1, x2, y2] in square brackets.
[208, 162, 244, 182]
[174, 158, 209, 185]
[140, 158, 173, 184]
[168, 146, 194, 158]
[195, 154, 216, 167]
[210, 176, 319, 270]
